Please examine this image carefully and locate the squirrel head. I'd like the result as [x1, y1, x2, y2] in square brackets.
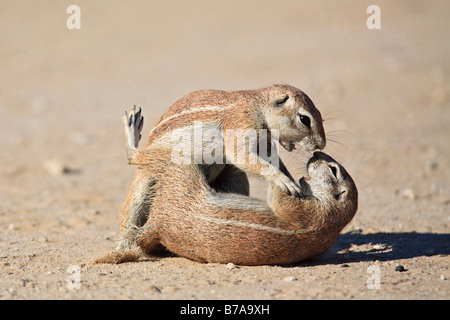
[262, 84, 326, 152]
[299, 151, 358, 220]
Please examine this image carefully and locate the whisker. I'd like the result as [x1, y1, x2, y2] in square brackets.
[326, 129, 357, 138]
[279, 148, 309, 179]
[322, 111, 343, 121]
[328, 139, 349, 150]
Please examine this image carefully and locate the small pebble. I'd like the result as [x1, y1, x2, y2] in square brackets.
[37, 236, 48, 243]
[283, 276, 297, 282]
[400, 189, 416, 200]
[43, 159, 66, 176]
[427, 160, 438, 171]
[91, 209, 101, 215]
[395, 265, 406, 272]
[226, 262, 236, 270]
[440, 275, 446, 281]
[341, 264, 350, 268]
[43, 159, 80, 176]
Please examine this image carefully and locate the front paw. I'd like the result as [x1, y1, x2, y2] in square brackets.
[273, 174, 300, 197]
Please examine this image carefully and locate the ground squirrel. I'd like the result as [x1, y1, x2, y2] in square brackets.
[95, 146, 357, 265]
[116, 84, 326, 250]
[93, 87, 358, 265]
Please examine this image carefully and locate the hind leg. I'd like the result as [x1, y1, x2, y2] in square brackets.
[94, 166, 157, 264]
[93, 171, 157, 264]
[136, 224, 161, 254]
[117, 170, 156, 250]
[117, 105, 155, 250]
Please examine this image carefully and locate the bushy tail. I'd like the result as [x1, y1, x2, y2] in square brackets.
[89, 247, 152, 264]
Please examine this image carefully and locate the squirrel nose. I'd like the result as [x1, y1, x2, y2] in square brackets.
[315, 135, 326, 150]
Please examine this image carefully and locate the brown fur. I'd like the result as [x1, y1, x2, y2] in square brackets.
[116, 85, 326, 250]
[91, 85, 352, 265]
[94, 149, 357, 265]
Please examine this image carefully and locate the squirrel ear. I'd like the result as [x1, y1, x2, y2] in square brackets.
[274, 94, 289, 107]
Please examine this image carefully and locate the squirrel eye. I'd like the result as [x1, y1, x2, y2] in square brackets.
[275, 96, 289, 106]
[299, 114, 311, 128]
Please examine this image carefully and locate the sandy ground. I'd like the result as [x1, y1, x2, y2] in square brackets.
[0, 1, 449, 300]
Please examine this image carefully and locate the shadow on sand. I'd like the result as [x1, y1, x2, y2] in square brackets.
[144, 231, 449, 266]
[306, 231, 450, 266]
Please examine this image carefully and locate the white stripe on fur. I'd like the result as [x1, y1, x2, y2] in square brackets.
[150, 106, 231, 134]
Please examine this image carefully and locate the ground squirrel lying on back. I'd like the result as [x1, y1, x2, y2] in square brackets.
[95, 141, 357, 265]
[140, 149, 357, 265]
[116, 85, 326, 250]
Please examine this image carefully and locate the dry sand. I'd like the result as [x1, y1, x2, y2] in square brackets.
[0, 1, 449, 300]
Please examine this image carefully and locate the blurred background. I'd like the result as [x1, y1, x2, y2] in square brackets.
[0, 0, 448, 299]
